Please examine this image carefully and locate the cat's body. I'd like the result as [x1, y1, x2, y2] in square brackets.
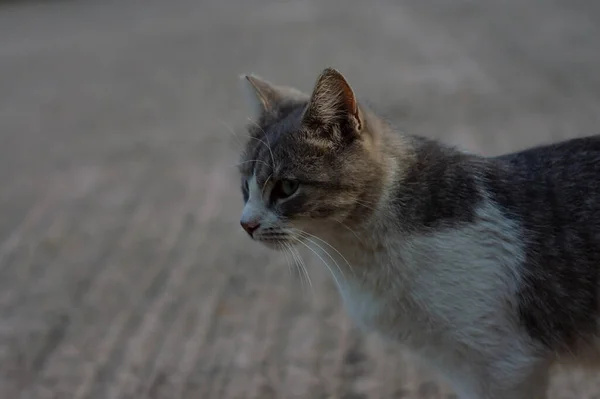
[237, 68, 600, 398]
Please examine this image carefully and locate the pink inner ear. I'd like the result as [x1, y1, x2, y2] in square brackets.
[304, 68, 362, 131]
[338, 79, 358, 114]
[337, 80, 361, 131]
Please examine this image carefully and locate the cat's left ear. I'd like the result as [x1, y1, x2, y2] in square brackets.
[302, 68, 362, 134]
[240, 74, 308, 120]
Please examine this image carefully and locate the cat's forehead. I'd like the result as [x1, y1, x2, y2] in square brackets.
[245, 135, 307, 182]
[241, 115, 306, 170]
[240, 107, 348, 184]
[243, 140, 334, 191]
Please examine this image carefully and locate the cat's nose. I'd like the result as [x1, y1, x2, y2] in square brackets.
[241, 219, 261, 236]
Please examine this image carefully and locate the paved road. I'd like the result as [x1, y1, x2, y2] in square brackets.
[1, 0, 600, 398]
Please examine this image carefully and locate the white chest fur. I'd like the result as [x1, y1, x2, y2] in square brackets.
[336, 278, 386, 331]
[314, 201, 529, 360]
[309, 203, 545, 398]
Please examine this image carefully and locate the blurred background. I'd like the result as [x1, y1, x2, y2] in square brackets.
[1, 0, 600, 398]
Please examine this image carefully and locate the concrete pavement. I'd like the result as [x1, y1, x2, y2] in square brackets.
[1, 0, 600, 397]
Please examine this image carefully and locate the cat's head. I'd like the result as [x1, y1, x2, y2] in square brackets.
[237, 68, 385, 249]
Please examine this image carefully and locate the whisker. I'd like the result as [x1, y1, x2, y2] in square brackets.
[354, 200, 378, 212]
[262, 174, 273, 196]
[285, 242, 312, 294]
[293, 237, 342, 293]
[299, 236, 349, 284]
[295, 246, 313, 291]
[353, 198, 379, 206]
[288, 244, 304, 291]
[280, 242, 293, 276]
[248, 136, 274, 165]
[231, 159, 272, 169]
[332, 218, 364, 244]
[247, 117, 276, 169]
[218, 118, 245, 150]
[284, 241, 306, 290]
[289, 243, 312, 292]
[293, 229, 354, 277]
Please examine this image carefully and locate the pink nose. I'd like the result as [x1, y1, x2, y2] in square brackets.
[241, 220, 261, 236]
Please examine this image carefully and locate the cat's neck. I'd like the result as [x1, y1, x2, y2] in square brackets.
[315, 129, 488, 277]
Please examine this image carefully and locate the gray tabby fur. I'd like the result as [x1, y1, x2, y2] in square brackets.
[236, 68, 600, 399]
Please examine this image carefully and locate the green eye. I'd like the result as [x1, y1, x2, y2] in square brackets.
[281, 180, 299, 196]
[274, 179, 299, 199]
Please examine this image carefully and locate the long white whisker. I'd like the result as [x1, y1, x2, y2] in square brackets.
[287, 243, 304, 288]
[354, 199, 378, 212]
[262, 174, 272, 196]
[293, 246, 313, 290]
[300, 236, 348, 285]
[352, 198, 379, 206]
[294, 230, 354, 277]
[285, 241, 307, 291]
[289, 244, 312, 292]
[293, 238, 342, 293]
[280, 242, 293, 277]
[332, 218, 364, 244]
[247, 117, 276, 168]
[248, 136, 273, 163]
[218, 118, 244, 150]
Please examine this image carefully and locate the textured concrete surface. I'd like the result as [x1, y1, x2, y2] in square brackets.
[1, 0, 600, 398]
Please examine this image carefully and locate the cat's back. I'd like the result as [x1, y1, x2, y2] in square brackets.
[496, 134, 600, 183]
[484, 134, 600, 354]
[489, 134, 600, 231]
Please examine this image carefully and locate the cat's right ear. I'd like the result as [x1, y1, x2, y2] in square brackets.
[239, 74, 307, 120]
[302, 68, 363, 137]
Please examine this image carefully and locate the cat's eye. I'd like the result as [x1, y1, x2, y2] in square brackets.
[272, 179, 299, 200]
[281, 180, 299, 196]
[241, 178, 250, 202]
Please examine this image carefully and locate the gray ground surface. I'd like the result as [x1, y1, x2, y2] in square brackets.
[1, 0, 600, 398]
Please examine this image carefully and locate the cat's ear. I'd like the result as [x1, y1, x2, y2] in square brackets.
[240, 74, 308, 120]
[303, 68, 362, 133]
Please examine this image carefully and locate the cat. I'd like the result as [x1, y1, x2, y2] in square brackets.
[236, 67, 600, 399]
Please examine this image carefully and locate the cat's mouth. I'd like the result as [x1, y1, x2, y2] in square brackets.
[253, 229, 299, 250]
